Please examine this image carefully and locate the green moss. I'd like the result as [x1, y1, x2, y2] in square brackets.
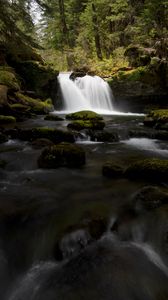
[0, 69, 20, 90]
[150, 109, 168, 123]
[67, 120, 105, 131]
[66, 110, 103, 121]
[125, 158, 168, 182]
[18, 127, 75, 143]
[38, 143, 85, 168]
[0, 115, 16, 124]
[15, 93, 54, 114]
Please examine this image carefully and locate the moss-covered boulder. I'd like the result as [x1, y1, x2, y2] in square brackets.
[124, 46, 155, 67]
[0, 115, 16, 124]
[0, 68, 20, 91]
[38, 143, 85, 169]
[18, 127, 75, 143]
[66, 110, 103, 121]
[44, 114, 64, 121]
[0, 132, 8, 143]
[102, 162, 124, 178]
[144, 110, 168, 128]
[88, 130, 119, 142]
[125, 158, 168, 182]
[132, 186, 168, 212]
[67, 120, 105, 131]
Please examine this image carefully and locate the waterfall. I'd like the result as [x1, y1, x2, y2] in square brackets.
[57, 72, 114, 114]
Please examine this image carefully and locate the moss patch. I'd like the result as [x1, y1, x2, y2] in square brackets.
[15, 93, 54, 114]
[0, 115, 16, 124]
[0, 68, 20, 90]
[67, 120, 105, 131]
[66, 110, 103, 121]
[38, 143, 85, 169]
[18, 127, 75, 143]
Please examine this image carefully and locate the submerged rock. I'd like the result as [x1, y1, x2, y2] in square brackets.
[67, 120, 105, 131]
[18, 127, 75, 143]
[44, 114, 64, 121]
[132, 186, 168, 212]
[88, 130, 119, 142]
[66, 110, 103, 121]
[31, 138, 54, 149]
[38, 143, 85, 168]
[125, 158, 168, 182]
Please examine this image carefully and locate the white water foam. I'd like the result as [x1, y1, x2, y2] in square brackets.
[123, 138, 168, 156]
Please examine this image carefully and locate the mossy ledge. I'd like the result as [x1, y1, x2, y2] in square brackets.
[38, 143, 86, 169]
[144, 109, 168, 128]
[0, 115, 16, 124]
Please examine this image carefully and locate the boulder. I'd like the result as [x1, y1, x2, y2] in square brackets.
[18, 127, 75, 143]
[0, 85, 8, 106]
[38, 143, 85, 169]
[125, 158, 168, 182]
[88, 130, 119, 142]
[66, 110, 103, 121]
[132, 186, 168, 212]
[67, 120, 105, 131]
[102, 162, 124, 178]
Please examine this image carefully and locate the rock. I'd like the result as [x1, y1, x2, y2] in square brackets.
[0, 115, 16, 124]
[125, 158, 168, 182]
[144, 109, 168, 128]
[124, 46, 155, 68]
[15, 93, 54, 114]
[18, 127, 75, 143]
[31, 138, 54, 149]
[44, 114, 64, 121]
[132, 186, 168, 212]
[66, 110, 103, 121]
[38, 143, 86, 168]
[102, 162, 124, 178]
[0, 132, 8, 143]
[0, 69, 20, 91]
[67, 120, 105, 131]
[88, 130, 119, 142]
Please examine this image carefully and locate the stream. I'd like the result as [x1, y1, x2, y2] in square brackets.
[0, 73, 168, 299]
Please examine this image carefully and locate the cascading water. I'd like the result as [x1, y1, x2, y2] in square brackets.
[57, 72, 114, 114]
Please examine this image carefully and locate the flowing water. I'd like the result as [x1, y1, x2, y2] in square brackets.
[0, 74, 168, 299]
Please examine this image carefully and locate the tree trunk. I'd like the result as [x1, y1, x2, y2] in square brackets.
[92, 3, 102, 60]
[58, 0, 69, 46]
